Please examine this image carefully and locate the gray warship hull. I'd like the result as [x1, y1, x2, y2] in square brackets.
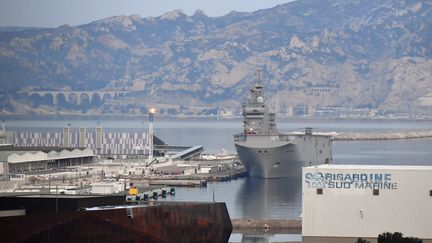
[233, 74, 332, 179]
[234, 133, 332, 178]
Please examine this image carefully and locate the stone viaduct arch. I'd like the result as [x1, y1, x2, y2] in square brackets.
[18, 91, 128, 105]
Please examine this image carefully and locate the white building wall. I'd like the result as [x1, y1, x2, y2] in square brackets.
[91, 184, 116, 194]
[91, 182, 124, 194]
[198, 166, 218, 174]
[0, 162, 5, 174]
[302, 165, 432, 239]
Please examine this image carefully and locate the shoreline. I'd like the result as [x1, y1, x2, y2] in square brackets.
[330, 130, 432, 141]
[0, 114, 431, 122]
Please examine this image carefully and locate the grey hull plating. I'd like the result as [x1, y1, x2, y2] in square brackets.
[235, 134, 332, 178]
[235, 142, 297, 178]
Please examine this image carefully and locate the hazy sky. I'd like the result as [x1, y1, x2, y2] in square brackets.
[0, 0, 294, 28]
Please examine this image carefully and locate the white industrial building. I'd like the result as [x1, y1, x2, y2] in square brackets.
[10, 130, 151, 155]
[302, 164, 432, 241]
[91, 181, 126, 194]
[0, 146, 96, 174]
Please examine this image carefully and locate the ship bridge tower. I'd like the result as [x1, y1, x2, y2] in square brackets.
[241, 69, 277, 135]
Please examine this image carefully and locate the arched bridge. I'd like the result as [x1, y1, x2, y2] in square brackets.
[18, 90, 129, 105]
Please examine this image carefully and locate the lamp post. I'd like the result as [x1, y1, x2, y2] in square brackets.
[67, 123, 71, 147]
[1, 120, 5, 144]
[147, 108, 156, 166]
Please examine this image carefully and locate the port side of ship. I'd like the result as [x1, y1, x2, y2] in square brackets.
[235, 132, 332, 178]
[234, 77, 332, 179]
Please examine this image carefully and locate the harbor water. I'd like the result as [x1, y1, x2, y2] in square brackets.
[7, 118, 432, 220]
[6, 118, 432, 242]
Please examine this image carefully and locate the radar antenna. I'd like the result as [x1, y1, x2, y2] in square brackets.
[255, 68, 263, 84]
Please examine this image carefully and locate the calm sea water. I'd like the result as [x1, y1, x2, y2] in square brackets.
[6, 118, 432, 220]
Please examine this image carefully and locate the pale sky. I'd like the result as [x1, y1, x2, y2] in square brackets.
[0, 0, 294, 28]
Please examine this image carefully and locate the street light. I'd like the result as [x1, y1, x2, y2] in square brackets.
[147, 108, 156, 165]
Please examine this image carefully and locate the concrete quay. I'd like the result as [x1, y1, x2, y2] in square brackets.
[149, 179, 206, 187]
[140, 166, 247, 186]
[232, 218, 301, 234]
[331, 130, 432, 141]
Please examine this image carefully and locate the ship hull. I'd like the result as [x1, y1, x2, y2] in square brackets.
[234, 134, 332, 179]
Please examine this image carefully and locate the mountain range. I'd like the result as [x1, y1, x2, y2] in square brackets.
[0, 0, 431, 117]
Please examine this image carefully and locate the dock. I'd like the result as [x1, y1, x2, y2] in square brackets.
[149, 179, 207, 187]
[231, 219, 302, 234]
[331, 130, 432, 141]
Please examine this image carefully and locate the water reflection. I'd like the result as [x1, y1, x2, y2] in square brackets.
[229, 233, 302, 243]
[236, 177, 302, 219]
[241, 234, 270, 243]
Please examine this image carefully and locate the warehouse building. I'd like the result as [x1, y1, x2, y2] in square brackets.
[10, 130, 168, 157]
[0, 146, 96, 175]
[302, 164, 432, 242]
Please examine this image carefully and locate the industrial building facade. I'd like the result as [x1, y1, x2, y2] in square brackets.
[0, 146, 96, 174]
[302, 165, 432, 241]
[8, 130, 150, 155]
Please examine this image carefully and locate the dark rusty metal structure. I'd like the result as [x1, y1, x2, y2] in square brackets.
[0, 194, 126, 215]
[0, 202, 232, 243]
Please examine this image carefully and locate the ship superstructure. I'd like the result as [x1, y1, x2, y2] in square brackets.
[234, 77, 332, 178]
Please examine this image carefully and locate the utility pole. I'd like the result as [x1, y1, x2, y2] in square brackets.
[147, 108, 156, 166]
[1, 120, 5, 144]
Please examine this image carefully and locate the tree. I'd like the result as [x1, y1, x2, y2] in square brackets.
[356, 238, 370, 243]
[378, 232, 422, 243]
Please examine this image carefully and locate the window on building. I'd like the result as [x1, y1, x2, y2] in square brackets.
[430, 190, 432, 197]
[373, 189, 379, 196]
[317, 188, 323, 195]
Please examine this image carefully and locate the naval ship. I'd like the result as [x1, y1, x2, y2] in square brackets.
[234, 80, 332, 178]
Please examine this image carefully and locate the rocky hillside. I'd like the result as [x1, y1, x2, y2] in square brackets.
[0, 0, 431, 117]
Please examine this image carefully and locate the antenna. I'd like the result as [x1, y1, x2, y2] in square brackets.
[275, 94, 279, 115]
[1, 120, 5, 143]
[255, 68, 263, 83]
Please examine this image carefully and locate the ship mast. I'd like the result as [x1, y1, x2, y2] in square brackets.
[255, 68, 263, 85]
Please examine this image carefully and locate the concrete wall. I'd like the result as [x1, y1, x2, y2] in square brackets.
[302, 165, 432, 239]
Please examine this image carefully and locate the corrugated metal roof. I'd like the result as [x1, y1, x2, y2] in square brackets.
[1, 147, 94, 164]
[0, 151, 18, 162]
